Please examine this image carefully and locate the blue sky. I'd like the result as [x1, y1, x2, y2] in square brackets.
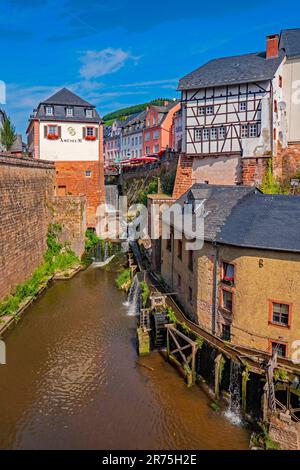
[0, 0, 299, 136]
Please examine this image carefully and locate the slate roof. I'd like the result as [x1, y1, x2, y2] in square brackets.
[219, 192, 300, 253]
[35, 88, 102, 123]
[178, 28, 300, 90]
[178, 52, 283, 90]
[174, 184, 300, 253]
[176, 184, 258, 241]
[280, 28, 300, 58]
[43, 88, 93, 107]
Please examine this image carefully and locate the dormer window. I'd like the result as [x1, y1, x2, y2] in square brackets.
[85, 109, 93, 118]
[45, 106, 53, 116]
[66, 107, 73, 117]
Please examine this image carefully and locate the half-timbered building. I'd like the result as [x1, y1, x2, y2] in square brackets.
[174, 29, 300, 196]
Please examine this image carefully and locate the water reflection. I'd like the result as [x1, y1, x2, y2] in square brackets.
[0, 268, 249, 449]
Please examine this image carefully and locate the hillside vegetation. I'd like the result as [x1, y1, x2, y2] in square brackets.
[103, 98, 174, 125]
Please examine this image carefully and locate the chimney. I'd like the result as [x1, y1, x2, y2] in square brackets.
[266, 34, 279, 59]
[163, 100, 169, 107]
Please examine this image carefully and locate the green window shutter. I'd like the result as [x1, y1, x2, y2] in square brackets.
[95, 128, 98, 139]
[83, 127, 86, 139]
[58, 126, 61, 138]
[44, 126, 47, 138]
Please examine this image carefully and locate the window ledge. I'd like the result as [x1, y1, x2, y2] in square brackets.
[268, 321, 290, 329]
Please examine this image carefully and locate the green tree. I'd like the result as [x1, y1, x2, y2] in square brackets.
[0, 116, 17, 151]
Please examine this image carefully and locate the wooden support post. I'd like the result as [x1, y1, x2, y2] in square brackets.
[242, 370, 248, 416]
[214, 354, 223, 401]
[165, 324, 198, 388]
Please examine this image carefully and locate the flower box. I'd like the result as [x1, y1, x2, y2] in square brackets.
[85, 135, 96, 141]
[47, 134, 59, 140]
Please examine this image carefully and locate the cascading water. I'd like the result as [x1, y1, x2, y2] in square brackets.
[126, 275, 140, 316]
[224, 361, 242, 425]
[104, 241, 109, 261]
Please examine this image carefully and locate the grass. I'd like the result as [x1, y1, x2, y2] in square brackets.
[0, 224, 79, 318]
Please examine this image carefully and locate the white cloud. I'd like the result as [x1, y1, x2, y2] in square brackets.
[79, 48, 139, 80]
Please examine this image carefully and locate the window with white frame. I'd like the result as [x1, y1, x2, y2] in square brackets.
[48, 125, 57, 135]
[145, 132, 150, 141]
[249, 123, 258, 137]
[154, 144, 159, 153]
[139, 136, 142, 144]
[66, 107, 73, 117]
[239, 102, 247, 112]
[211, 128, 218, 140]
[241, 124, 248, 138]
[146, 146, 150, 154]
[198, 107, 205, 116]
[203, 128, 210, 140]
[206, 106, 214, 115]
[86, 127, 95, 136]
[45, 106, 53, 116]
[85, 109, 93, 118]
[135, 137, 138, 145]
[131, 137, 134, 145]
[219, 126, 226, 139]
[195, 128, 202, 141]
[153, 130, 159, 140]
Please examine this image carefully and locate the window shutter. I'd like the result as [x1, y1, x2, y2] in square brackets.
[58, 126, 61, 138]
[44, 126, 47, 138]
[95, 128, 98, 139]
[83, 127, 86, 139]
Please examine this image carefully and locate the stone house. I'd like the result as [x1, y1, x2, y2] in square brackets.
[159, 184, 300, 363]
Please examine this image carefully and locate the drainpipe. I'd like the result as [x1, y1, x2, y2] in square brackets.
[270, 80, 274, 159]
[171, 231, 174, 290]
[211, 242, 219, 336]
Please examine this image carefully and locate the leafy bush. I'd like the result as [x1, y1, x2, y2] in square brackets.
[116, 268, 132, 290]
[136, 177, 158, 205]
[85, 228, 102, 252]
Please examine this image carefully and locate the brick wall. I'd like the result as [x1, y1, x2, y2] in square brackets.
[172, 153, 193, 198]
[55, 161, 103, 227]
[242, 157, 270, 186]
[53, 195, 87, 257]
[273, 142, 300, 181]
[0, 156, 55, 300]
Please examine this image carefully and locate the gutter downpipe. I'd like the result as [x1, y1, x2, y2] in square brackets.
[212, 241, 219, 336]
[270, 80, 274, 160]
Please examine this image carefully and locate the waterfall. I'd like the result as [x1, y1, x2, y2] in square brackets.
[104, 241, 109, 261]
[224, 361, 242, 425]
[127, 275, 140, 316]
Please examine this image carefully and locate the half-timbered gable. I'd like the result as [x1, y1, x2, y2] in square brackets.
[174, 30, 300, 194]
[182, 80, 272, 158]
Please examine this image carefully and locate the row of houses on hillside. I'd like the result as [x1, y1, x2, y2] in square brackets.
[103, 100, 181, 167]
